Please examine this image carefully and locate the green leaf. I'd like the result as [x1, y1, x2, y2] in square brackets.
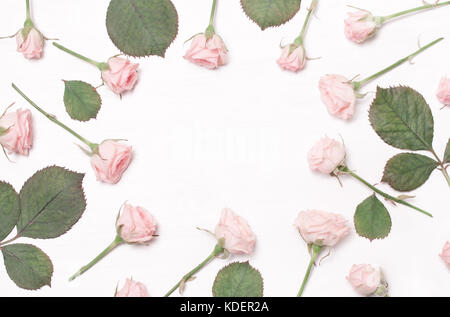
[17, 166, 86, 239]
[444, 139, 450, 163]
[382, 153, 438, 191]
[369, 86, 434, 151]
[106, 0, 178, 57]
[212, 262, 263, 297]
[241, 0, 301, 30]
[63, 80, 101, 122]
[354, 195, 392, 241]
[0, 182, 20, 241]
[1, 243, 53, 290]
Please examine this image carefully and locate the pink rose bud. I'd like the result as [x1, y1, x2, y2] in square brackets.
[277, 45, 306, 72]
[347, 264, 381, 296]
[294, 210, 350, 247]
[440, 241, 450, 265]
[344, 10, 378, 44]
[0, 108, 33, 156]
[115, 278, 149, 297]
[214, 208, 256, 255]
[116, 203, 157, 244]
[90, 140, 132, 184]
[436, 77, 450, 106]
[184, 34, 228, 69]
[16, 28, 44, 59]
[319, 74, 356, 120]
[101, 57, 139, 95]
[307, 136, 346, 174]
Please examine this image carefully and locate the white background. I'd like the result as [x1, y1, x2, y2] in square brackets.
[0, 0, 449, 297]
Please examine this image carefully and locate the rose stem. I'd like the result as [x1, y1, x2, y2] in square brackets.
[52, 42, 107, 71]
[380, 1, 450, 23]
[429, 149, 450, 187]
[164, 244, 224, 297]
[297, 244, 322, 297]
[205, 0, 217, 38]
[294, 0, 318, 46]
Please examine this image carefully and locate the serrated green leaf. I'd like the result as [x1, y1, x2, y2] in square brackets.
[241, 0, 301, 30]
[0, 182, 20, 241]
[382, 153, 438, 191]
[212, 262, 263, 297]
[1, 243, 53, 290]
[106, 0, 178, 57]
[63, 80, 101, 122]
[17, 166, 86, 239]
[354, 195, 392, 241]
[369, 86, 434, 151]
[444, 139, 450, 163]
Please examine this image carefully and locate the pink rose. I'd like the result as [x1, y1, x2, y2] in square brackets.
[436, 77, 450, 106]
[116, 203, 157, 244]
[115, 278, 149, 297]
[16, 28, 44, 59]
[344, 10, 378, 44]
[307, 137, 346, 174]
[90, 140, 132, 184]
[215, 208, 256, 254]
[277, 45, 306, 72]
[101, 57, 139, 95]
[294, 210, 350, 247]
[184, 34, 227, 69]
[440, 241, 450, 265]
[319, 74, 356, 120]
[347, 264, 381, 296]
[0, 108, 33, 156]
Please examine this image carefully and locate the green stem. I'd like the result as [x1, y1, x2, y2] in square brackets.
[429, 149, 450, 188]
[381, 1, 450, 23]
[294, 0, 318, 46]
[441, 168, 450, 187]
[26, 0, 31, 20]
[69, 236, 124, 281]
[354, 37, 443, 90]
[339, 166, 432, 217]
[11, 83, 97, 151]
[297, 244, 322, 297]
[164, 244, 224, 297]
[209, 0, 217, 26]
[52, 42, 107, 71]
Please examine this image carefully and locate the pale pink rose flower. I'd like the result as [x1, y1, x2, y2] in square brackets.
[347, 264, 381, 296]
[0, 108, 33, 155]
[294, 210, 350, 247]
[184, 34, 227, 69]
[101, 57, 139, 95]
[215, 208, 256, 254]
[16, 28, 44, 59]
[116, 203, 157, 244]
[319, 74, 356, 120]
[277, 45, 306, 72]
[344, 10, 378, 44]
[440, 241, 450, 265]
[90, 140, 132, 184]
[436, 77, 450, 106]
[115, 278, 149, 297]
[307, 137, 346, 174]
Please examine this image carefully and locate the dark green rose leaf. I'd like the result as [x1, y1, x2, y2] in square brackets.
[17, 166, 86, 239]
[106, 0, 178, 57]
[444, 139, 450, 163]
[354, 195, 392, 241]
[369, 86, 434, 151]
[213, 262, 263, 297]
[63, 80, 101, 122]
[1, 243, 53, 290]
[241, 0, 301, 30]
[0, 182, 20, 241]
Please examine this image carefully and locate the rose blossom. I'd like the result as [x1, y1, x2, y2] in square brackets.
[436, 77, 450, 106]
[115, 278, 149, 297]
[101, 57, 139, 95]
[440, 241, 450, 265]
[347, 264, 381, 296]
[307, 137, 346, 174]
[0, 108, 33, 155]
[184, 34, 227, 69]
[16, 28, 44, 59]
[215, 208, 256, 254]
[294, 210, 350, 247]
[116, 203, 157, 244]
[90, 140, 132, 184]
[344, 10, 378, 44]
[277, 45, 306, 72]
[319, 74, 356, 120]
